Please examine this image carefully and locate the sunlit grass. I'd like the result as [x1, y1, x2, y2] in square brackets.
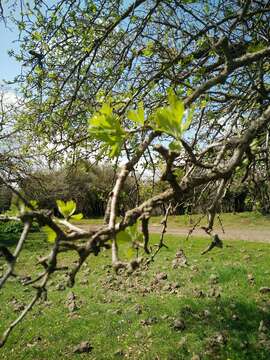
[1, 230, 270, 359]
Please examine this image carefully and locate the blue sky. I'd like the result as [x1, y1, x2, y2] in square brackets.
[0, 19, 20, 83]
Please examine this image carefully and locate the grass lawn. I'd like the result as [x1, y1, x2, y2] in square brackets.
[1, 225, 270, 359]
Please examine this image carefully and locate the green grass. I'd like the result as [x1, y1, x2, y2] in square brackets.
[1, 230, 270, 359]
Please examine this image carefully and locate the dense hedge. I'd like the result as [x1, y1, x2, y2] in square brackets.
[0, 221, 40, 234]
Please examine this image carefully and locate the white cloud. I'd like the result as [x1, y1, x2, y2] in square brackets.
[0, 89, 21, 110]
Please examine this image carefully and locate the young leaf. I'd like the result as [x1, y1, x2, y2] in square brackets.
[169, 141, 182, 152]
[4, 203, 20, 216]
[30, 200, 38, 209]
[142, 41, 154, 57]
[109, 142, 122, 158]
[70, 213, 84, 221]
[125, 223, 143, 242]
[56, 200, 77, 219]
[89, 101, 126, 158]
[42, 225, 57, 243]
[153, 90, 185, 139]
[126, 247, 135, 260]
[127, 102, 144, 125]
[116, 230, 132, 243]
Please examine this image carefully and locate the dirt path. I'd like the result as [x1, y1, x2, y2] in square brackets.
[149, 225, 270, 243]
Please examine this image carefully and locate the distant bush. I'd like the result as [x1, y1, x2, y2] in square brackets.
[0, 221, 40, 234]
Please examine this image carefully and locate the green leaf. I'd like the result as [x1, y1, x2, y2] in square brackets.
[18, 21, 26, 31]
[127, 102, 144, 125]
[42, 225, 57, 243]
[116, 223, 143, 244]
[70, 213, 84, 221]
[248, 42, 265, 53]
[153, 89, 185, 139]
[100, 102, 113, 117]
[125, 223, 138, 239]
[126, 223, 143, 242]
[169, 141, 182, 152]
[116, 230, 132, 243]
[109, 142, 121, 158]
[56, 200, 77, 219]
[142, 41, 154, 57]
[32, 31, 42, 41]
[89, 101, 126, 158]
[30, 200, 38, 209]
[126, 247, 135, 260]
[4, 203, 20, 216]
[200, 99, 207, 108]
[151, 90, 194, 142]
[34, 65, 43, 76]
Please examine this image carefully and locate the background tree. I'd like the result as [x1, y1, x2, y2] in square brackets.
[20, 162, 138, 217]
[0, 184, 12, 212]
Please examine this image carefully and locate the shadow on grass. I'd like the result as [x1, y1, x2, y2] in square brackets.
[168, 297, 270, 360]
[20, 295, 269, 360]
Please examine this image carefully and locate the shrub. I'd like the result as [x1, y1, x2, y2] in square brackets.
[0, 221, 40, 234]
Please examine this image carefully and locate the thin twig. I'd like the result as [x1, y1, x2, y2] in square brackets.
[150, 203, 172, 261]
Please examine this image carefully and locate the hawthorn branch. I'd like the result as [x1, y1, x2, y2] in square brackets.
[204, 178, 228, 233]
[108, 131, 158, 266]
[0, 229, 62, 347]
[57, 218, 91, 236]
[141, 214, 150, 254]
[154, 144, 183, 199]
[0, 175, 35, 211]
[184, 46, 270, 108]
[150, 202, 171, 261]
[0, 286, 44, 348]
[201, 234, 223, 255]
[0, 219, 32, 289]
